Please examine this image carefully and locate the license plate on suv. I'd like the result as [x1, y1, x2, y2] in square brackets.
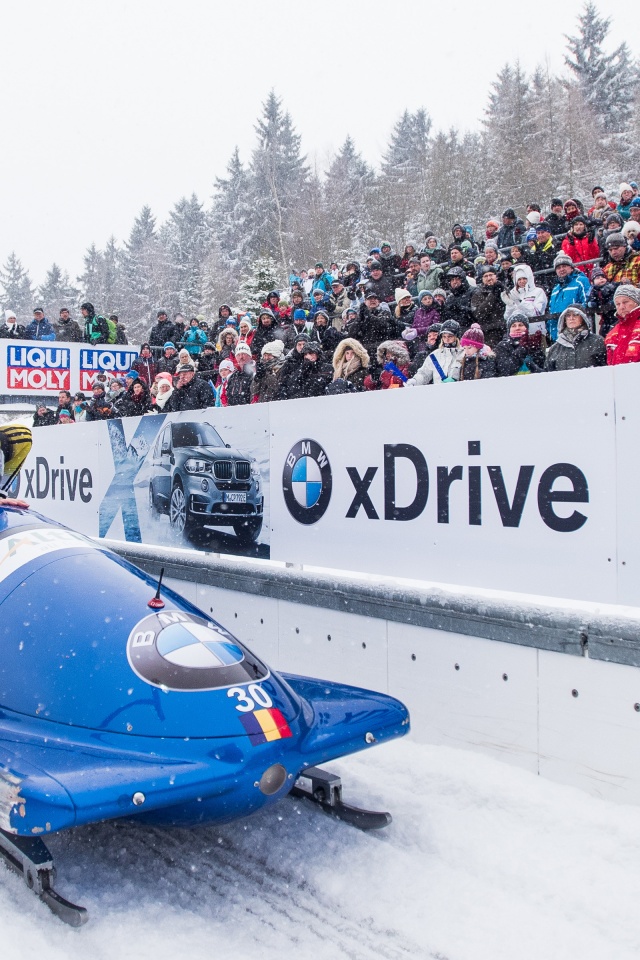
[224, 492, 247, 503]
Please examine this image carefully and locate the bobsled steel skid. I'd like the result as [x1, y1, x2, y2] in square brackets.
[291, 766, 392, 830]
[0, 828, 88, 926]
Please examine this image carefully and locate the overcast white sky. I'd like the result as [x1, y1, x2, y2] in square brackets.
[0, 0, 628, 287]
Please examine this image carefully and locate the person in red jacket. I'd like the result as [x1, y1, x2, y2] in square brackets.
[605, 286, 640, 365]
[561, 216, 601, 278]
[131, 342, 158, 386]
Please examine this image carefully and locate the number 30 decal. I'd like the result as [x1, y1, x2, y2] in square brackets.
[227, 684, 273, 713]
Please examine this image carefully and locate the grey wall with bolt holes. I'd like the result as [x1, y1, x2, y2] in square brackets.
[106, 540, 640, 806]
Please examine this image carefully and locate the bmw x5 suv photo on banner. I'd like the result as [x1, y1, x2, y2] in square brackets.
[147, 420, 263, 542]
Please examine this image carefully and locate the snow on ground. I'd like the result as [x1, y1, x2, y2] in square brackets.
[1, 738, 640, 960]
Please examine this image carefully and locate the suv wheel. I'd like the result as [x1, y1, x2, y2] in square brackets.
[169, 482, 194, 536]
[233, 517, 263, 543]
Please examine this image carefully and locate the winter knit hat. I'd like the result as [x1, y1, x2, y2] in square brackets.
[163, 341, 176, 350]
[418, 290, 434, 303]
[58, 409, 72, 419]
[155, 372, 173, 383]
[553, 253, 574, 269]
[460, 324, 485, 349]
[605, 232, 627, 248]
[125, 370, 139, 380]
[293, 309, 307, 321]
[219, 359, 235, 374]
[620, 183, 633, 194]
[440, 319, 461, 337]
[395, 288, 413, 302]
[526, 211, 542, 225]
[613, 285, 640, 307]
[486, 219, 500, 230]
[508, 314, 530, 332]
[432, 288, 447, 299]
[4, 310, 16, 322]
[234, 341, 252, 357]
[261, 339, 285, 358]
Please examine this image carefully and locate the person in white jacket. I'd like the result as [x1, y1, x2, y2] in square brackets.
[501, 263, 547, 335]
[406, 319, 464, 384]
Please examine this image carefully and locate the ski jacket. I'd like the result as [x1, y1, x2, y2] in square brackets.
[164, 376, 214, 411]
[470, 284, 507, 348]
[26, 317, 56, 341]
[603, 252, 640, 287]
[494, 332, 546, 377]
[53, 318, 84, 342]
[501, 264, 548, 321]
[131, 354, 158, 386]
[406, 345, 463, 385]
[545, 309, 606, 371]
[548, 271, 591, 340]
[561, 233, 601, 278]
[605, 306, 640, 365]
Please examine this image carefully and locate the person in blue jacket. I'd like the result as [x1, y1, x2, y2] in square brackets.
[26, 307, 55, 340]
[547, 254, 591, 341]
[181, 317, 208, 358]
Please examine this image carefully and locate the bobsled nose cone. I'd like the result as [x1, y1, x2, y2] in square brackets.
[284, 675, 410, 761]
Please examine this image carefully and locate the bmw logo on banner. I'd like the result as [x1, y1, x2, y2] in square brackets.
[282, 439, 332, 525]
[127, 611, 269, 691]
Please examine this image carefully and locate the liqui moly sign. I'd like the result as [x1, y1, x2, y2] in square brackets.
[6, 346, 71, 391]
[79, 348, 139, 390]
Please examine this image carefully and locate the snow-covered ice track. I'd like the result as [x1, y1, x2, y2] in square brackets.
[135, 822, 427, 960]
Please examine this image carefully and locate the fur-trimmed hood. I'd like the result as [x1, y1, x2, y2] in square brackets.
[332, 337, 370, 371]
[376, 339, 410, 366]
[216, 326, 239, 349]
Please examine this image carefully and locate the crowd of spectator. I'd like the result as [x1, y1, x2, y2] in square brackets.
[5, 181, 640, 425]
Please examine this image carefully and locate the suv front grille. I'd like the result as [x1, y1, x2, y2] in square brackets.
[213, 460, 233, 480]
[235, 461, 251, 481]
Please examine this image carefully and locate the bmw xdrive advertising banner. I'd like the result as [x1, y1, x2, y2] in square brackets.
[270, 366, 619, 603]
[19, 363, 640, 603]
[17, 406, 270, 558]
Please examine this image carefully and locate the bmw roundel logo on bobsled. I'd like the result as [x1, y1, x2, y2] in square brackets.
[127, 610, 269, 691]
[0, 443, 410, 928]
[282, 438, 332, 524]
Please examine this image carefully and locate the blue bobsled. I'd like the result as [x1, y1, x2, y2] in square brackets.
[0, 503, 409, 924]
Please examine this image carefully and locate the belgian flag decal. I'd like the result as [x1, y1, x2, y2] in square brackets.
[240, 708, 292, 745]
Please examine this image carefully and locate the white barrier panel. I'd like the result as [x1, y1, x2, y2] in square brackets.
[180, 575, 640, 805]
[20, 364, 640, 604]
[0, 339, 140, 395]
[270, 368, 618, 602]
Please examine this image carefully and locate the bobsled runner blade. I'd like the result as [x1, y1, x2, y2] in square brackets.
[290, 766, 392, 831]
[0, 828, 88, 926]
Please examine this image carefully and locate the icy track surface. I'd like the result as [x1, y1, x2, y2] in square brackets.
[2, 741, 640, 960]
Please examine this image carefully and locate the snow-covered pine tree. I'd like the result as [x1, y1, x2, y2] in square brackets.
[77, 243, 105, 309]
[161, 194, 209, 316]
[37, 263, 79, 318]
[324, 136, 375, 258]
[248, 91, 309, 273]
[122, 206, 166, 336]
[236, 256, 284, 313]
[482, 63, 534, 213]
[0, 253, 34, 320]
[376, 109, 432, 252]
[102, 237, 126, 317]
[565, 3, 638, 136]
[424, 129, 484, 242]
[211, 147, 253, 280]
